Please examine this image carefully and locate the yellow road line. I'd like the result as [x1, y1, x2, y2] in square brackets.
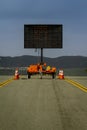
[65, 78, 87, 93]
[0, 77, 14, 88]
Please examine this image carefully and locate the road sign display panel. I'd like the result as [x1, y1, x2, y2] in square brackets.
[24, 24, 63, 48]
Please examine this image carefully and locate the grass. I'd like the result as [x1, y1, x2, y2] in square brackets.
[0, 67, 87, 76]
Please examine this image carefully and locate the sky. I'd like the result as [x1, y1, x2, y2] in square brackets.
[0, 0, 87, 58]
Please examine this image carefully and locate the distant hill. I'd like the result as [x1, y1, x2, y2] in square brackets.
[0, 55, 87, 69]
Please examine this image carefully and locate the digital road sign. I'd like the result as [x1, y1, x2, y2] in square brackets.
[24, 24, 63, 48]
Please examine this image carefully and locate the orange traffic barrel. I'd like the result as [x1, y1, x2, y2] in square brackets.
[58, 69, 64, 79]
[14, 68, 20, 80]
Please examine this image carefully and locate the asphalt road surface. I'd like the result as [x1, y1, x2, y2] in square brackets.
[0, 75, 87, 130]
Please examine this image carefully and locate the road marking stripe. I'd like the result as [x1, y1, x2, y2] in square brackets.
[65, 78, 87, 93]
[0, 77, 14, 88]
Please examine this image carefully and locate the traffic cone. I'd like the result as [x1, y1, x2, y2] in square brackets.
[58, 69, 64, 79]
[14, 68, 20, 80]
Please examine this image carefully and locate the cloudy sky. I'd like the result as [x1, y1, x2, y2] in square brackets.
[0, 0, 87, 58]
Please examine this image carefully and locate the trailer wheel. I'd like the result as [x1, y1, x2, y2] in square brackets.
[28, 73, 31, 79]
[52, 73, 55, 79]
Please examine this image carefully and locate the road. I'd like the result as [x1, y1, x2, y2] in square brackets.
[0, 75, 87, 130]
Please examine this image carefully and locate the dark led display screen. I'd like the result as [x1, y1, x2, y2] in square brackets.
[24, 24, 63, 48]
